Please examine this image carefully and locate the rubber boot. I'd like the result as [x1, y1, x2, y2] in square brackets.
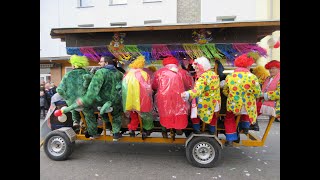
[192, 124, 201, 134]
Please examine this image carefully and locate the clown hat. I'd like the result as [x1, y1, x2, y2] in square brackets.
[234, 54, 254, 68]
[265, 60, 280, 69]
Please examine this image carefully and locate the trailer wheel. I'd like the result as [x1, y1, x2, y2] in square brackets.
[186, 136, 222, 168]
[43, 130, 74, 161]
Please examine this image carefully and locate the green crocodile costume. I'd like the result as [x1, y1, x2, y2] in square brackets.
[56, 55, 91, 125]
[79, 64, 124, 136]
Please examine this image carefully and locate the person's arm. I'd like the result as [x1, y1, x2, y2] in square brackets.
[187, 74, 206, 99]
[151, 72, 159, 90]
[80, 70, 105, 106]
[56, 74, 67, 99]
[222, 75, 230, 96]
[182, 70, 194, 90]
[251, 75, 262, 98]
[265, 80, 280, 101]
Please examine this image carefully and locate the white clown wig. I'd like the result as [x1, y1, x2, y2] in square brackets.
[194, 56, 211, 71]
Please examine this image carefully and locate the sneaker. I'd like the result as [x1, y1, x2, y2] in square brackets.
[89, 134, 101, 140]
[129, 130, 135, 137]
[113, 133, 122, 141]
[224, 141, 233, 147]
[175, 130, 183, 135]
[162, 131, 168, 138]
[193, 130, 201, 134]
[142, 132, 147, 140]
[73, 122, 80, 128]
[242, 128, 249, 135]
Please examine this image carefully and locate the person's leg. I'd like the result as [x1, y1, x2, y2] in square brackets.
[161, 126, 168, 138]
[224, 111, 238, 145]
[127, 111, 140, 131]
[140, 112, 154, 130]
[110, 106, 123, 141]
[82, 107, 99, 137]
[41, 107, 46, 118]
[191, 118, 201, 133]
[71, 110, 81, 127]
[208, 113, 218, 135]
[239, 115, 250, 134]
[140, 112, 154, 137]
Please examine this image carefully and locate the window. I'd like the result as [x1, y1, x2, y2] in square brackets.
[78, 24, 94, 27]
[109, 0, 127, 5]
[144, 19, 162, 25]
[216, 16, 236, 22]
[78, 0, 93, 8]
[110, 22, 127, 26]
[143, 0, 162, 3]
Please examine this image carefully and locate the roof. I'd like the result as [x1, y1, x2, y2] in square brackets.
[51, 20, 280, 40]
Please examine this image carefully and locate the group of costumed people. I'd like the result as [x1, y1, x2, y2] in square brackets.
[55, 52, 280, 145]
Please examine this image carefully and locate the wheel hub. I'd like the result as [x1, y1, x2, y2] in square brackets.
[47, 136, 66, 156]
[193, 142, 215, 164]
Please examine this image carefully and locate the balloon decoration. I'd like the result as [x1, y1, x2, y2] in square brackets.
[61, 106, 67, 112]
[192, 29, 213, 44]
[54, 110, 62, 117]
[58, 114, 67, 122]
[273, 41, 280, 48]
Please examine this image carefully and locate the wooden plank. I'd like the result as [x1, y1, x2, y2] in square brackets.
[51, 21, 280, 37]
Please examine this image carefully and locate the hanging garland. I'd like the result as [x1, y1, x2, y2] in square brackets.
[182, 44, 204, 59]
[151, 44, 172, 60]
[167, 44, 189, 60]
[124, 45, 142, 59]
[215, 44, 239, 62]
[67, 43, 265, 67]
[137, 44, 152, 64]
[66, 47, 83, 56]
[80, 47, 100, 62]
[93, 46, 114, 58]
[233, 43, 267, 57]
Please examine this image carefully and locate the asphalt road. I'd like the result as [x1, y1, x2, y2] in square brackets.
[40, 119, 280, 180]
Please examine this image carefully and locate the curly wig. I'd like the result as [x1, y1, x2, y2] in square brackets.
[129, 55, 145, 69]
[69, 55, 89, 68]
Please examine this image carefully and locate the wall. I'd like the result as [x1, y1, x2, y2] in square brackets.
[41, 0, 177, 58]
[177, 0, 201, 23]
[201, 0, 257, 22]
[40, 0, 68, 57]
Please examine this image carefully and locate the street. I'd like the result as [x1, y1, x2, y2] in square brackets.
[40, 119, 280, 180]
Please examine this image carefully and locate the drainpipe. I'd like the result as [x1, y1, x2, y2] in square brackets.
[270, 0, 273, 19]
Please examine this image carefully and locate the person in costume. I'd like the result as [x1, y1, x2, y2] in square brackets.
[56, 55, 91, 129]
[259, 60, 280, 121]
[222, 53, 261, 146]
[122, 56, 154, 138]
[181, 57, 221, 135]
[75, 56, 124, 141]
[250, 65, 270, 130]
[152, 56, 193, 137]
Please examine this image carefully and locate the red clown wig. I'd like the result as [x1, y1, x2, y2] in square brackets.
[163, 56, 179, 66]
[265, 60, 280, 69]
[234, 54, 255, 68]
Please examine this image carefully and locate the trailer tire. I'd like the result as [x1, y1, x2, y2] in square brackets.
[43, 130, 74, 161]
[186, 136, 222, 168]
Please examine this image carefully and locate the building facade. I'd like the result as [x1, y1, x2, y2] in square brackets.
[40, 0, 280, 85]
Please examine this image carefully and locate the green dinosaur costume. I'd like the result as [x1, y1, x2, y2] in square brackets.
[56, 55, 91, 125]
[79, 64, 123, 136]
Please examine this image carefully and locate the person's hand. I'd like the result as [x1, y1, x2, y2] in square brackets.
[76, 98, 83, 106]
[181, 91, 190, 101]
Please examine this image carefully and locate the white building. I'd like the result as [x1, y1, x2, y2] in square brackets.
[40, 0, 279, 82]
